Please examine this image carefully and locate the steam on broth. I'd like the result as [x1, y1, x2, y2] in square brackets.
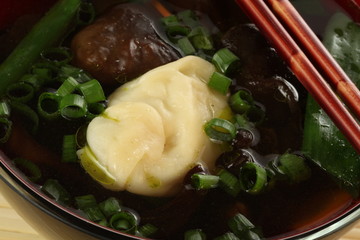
[0, 0, 358, 239]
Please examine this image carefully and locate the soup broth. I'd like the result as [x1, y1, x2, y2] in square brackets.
[0, 0, 358, 239]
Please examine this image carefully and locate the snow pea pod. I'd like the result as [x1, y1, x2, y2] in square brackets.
[302, 13, 360, 197]
[0, 0, 81, 96]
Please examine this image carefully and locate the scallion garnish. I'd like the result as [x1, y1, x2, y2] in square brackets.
[184, 229, 207, 240]
[191, 173, 220, 190]
[228, 213, 256, 236]
[212, 48, 240, 75]
[229, 90, 254, 114]
[41, 47, 72, 66]
[41, 179, 72, 205]
[59, 94, 87, 119]
[109, 211, 137, 234]
[217, 169, 241, 197]
[78, 79, 106, 104]
[84, 206, 107, 223]
[75, 194, 97, 210]
[37, 92, 60, 120]
[177, 37, 196, 55]
[59, 64, 92, 83]
[21, 74, 43, 91]
[208, 72, 232, 95]
[137, 223, 158, 237]
[0, 100, 10, 117]
[57, 76, 79, 96]
[13, 158, 42, 182]
[62, 134, 78, 163]
[204, 118, 236, 142]
[6, 82, 35, 103]
[166, 25, 192, 42]
[239, 162, 268, 195]
[277, 153, 311, 183]
[99, 197, 122, 218]
[87, 102, 106, 120]
[214, 232, 240, 240]
[161, 15, 179, 26]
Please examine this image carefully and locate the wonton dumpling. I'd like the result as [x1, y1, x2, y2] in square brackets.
[79, 56, 229, 197]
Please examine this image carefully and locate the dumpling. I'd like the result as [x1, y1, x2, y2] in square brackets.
[78, 56, 229, 197]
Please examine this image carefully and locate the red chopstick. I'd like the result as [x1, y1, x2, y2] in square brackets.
[235, 0, 360, 154]
[267, 0, 360, 121]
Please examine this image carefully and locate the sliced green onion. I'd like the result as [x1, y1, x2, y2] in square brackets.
[59, 94, 87, 119]
[86, 102, 106, 120]
[59, 64, 92, 83]
[6, 82, 34, 103]
[57, 76, 79, 96]
[137, 223, 158, 237]
[229, 90, 254, 114]
[162, 15, 179, 26]
[191, 173, 219, 190]
[76, 2, 95, 26]
[13, 158, 42, 182]
[75, 194, 97, 210]
[214, 232, 240, 240]
[21, 74, 44, 91]
[166, 25, 191, 41]
[212, 48, 240, 75]
[83, 206, 106, 222]
[278, 153, 311, 183]
[208, 72, 232, 95]
[62, 134, 78, 163]
[109, 211, 137, 234]
[217, 169, 241, 197]
[78, 79, 106, 104]
[184, 229, 206, 240]
[31, 65, 54, 83]
[177, 37, 196, 56]
[228, 213, 255, 237]
[41, 179, 72, 205]
[189, 27, 213, 50]
[99, 197, 122, 218]
[204, 118, 236, 142]
[10, 101, 39, 134]
[239, 162, 268, 194]
[41, 47, 72, 66]
[245, 231, 262, 240]
[234, 114, 250, 129]
[0, 117, 12, 143]
[191, 34, 213, 50]
[37, 92, 60, 120]
[0, 100, 11, 117]
[177, 10, 199, 28]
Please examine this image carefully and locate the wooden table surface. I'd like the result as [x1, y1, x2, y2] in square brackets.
[0, 192, 359, 240]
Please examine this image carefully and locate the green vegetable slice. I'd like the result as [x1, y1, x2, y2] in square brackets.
[302, 13, 360, 197]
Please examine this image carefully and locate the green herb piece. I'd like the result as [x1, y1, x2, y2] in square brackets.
[239, 162, 268, 194]
[184, 229, 207, 240]
[208, 72, 232, 95]
[13, 158, 42, 182]
[204, 118, 236, 142]
[191, 173, 220, 190]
